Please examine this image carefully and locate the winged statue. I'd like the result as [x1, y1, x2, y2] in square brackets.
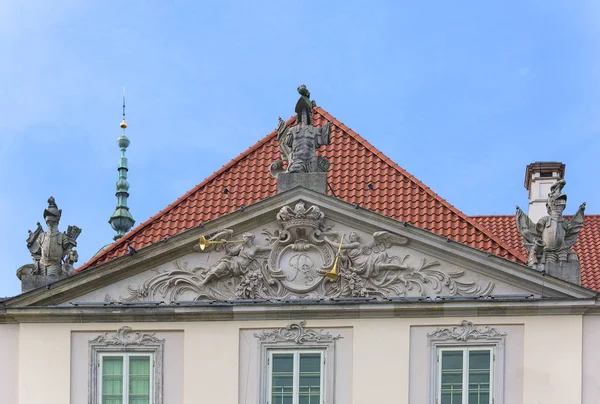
[323, 231, 409, 278]
[516, 179, 585, 266]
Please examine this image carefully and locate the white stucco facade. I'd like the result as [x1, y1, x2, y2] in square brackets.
[0, 313, 597, 403]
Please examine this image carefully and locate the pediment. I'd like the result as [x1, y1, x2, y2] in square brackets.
[6, 187, 595, 307]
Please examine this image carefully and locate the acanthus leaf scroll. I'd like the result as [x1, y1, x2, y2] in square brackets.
[255, 321, 342, 344]
[428, 320, 506, 342]
[110, 201, 494, 303]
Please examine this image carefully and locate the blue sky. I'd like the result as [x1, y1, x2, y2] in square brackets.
[1, 1, 599, 296]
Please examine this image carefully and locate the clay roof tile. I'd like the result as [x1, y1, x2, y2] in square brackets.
[79, 107, 528, 272]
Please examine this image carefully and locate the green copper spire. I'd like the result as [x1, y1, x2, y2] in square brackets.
[108, 93, 135, 240]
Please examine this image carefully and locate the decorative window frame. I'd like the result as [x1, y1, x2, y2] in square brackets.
[88, 326, 165, 404]
[427, 320, 507, 404]
[254, 320, 342, 404]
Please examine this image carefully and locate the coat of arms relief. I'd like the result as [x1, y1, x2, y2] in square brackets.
[108, 201, 494, 303]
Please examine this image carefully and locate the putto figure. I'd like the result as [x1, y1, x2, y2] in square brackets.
[270, 85, 332, 176]
[200, 232, 271, 285]
[516, 179, 585, 266]
[17, 197, 82, 280]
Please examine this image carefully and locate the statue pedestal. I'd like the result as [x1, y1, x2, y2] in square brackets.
[21, 274, 64, 293]
[277, 172, 328, 195]
[539, 261, 581, 285]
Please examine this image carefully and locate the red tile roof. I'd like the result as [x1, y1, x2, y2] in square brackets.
[79, 107, 528, 272]
[473, 215, 600, 291]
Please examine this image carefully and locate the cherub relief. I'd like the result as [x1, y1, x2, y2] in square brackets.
[200, 232, 271, 285]
[323, 231, 409, 277]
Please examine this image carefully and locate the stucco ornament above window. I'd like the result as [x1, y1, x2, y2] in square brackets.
[427, 320, 506, 342]
[255, 321, 342, 344]
[89, 326, 163, 346]
[108, 201, 494, 303]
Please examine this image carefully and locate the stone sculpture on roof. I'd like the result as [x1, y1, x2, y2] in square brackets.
[516, 179, 585, 283]
[270, 85, 333, 178]
[16, 197, 82, 290]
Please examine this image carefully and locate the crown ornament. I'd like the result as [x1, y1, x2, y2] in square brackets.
[276, 201, 324, 231]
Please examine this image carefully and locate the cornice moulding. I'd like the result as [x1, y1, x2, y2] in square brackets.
[1, 298, 596, 323]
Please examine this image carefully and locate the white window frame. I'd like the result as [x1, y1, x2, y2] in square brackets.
[436, 346, 494, 404]
[98, 352, 155, 404]
[89, 327, 164, 404]
[267, 349, 325, 404]
[427, 321, 506, 404]
[254, 321, 342, 404]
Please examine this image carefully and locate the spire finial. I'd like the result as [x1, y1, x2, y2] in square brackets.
[110, 90, 135, 241]
[120, 87, 128, 130]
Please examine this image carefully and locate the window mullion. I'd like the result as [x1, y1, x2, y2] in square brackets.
[98, 356, 103, 404]
[267, 352, 272, 404]
[151, 353, 154, 404]
[437, 350, 442, 404]
[124, 353, 129, 404]
[320, 352, 325, 404]
[293, 351, 299, 404]
[490, 349, 494, 404]
[463, 348, 469, 404]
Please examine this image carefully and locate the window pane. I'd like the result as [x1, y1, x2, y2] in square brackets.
[102, 356, 124, 404]
[468, 350, 491, 404]
[299, 353, 322, 404]
[129, 356, 151, 404]
[272, 354, 294, 404]
[441, 351, 463, 404]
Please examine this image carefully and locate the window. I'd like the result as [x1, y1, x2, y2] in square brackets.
[425, 321, 507, 404]
[268, 350, 325, 404]
[99, 353, 154, 404]
[437, 347, 493, 404]
[89, 326, 165, 404]
[247, 321, 346, 404]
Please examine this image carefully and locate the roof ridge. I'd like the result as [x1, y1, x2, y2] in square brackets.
[315, 107, 527, 263]
[77, 116, 295, 272]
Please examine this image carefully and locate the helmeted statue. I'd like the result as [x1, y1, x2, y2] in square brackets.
[270, 85, 332, 177]
[17, 197, 82, 281]
[516, 179, 585, 267]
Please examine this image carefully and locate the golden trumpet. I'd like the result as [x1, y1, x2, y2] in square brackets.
[198, 235, 245, 251]
[325, 233, 345, 281]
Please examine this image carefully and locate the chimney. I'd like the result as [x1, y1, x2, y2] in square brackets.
[524, 162, 565, 223]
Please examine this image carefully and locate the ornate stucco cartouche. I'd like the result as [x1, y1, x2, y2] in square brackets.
[108, 201, 494, 303]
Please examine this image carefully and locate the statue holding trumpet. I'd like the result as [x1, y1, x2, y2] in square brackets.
[322, 231, 410, 279]
[198, 230, 271, 285]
